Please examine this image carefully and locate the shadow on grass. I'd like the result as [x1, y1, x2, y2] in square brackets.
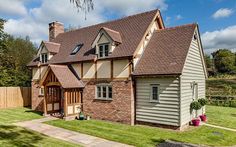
[24, 109, 43, 116]
[0, 125, 44, 146]
[150, 138, 166, 145]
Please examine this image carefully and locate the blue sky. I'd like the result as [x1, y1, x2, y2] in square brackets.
[1, 0, 236, 54]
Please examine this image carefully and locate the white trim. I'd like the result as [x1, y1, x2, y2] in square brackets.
[149, 84, 160, 102]
[98, 43, 109, 58]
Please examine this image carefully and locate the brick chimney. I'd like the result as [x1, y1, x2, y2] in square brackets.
[49, 21, 64, 42]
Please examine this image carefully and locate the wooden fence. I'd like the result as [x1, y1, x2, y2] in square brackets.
[0, 87, 31, 109]
[206, 95, 236, 107]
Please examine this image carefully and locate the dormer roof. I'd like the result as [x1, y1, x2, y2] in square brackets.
[42, 41, 60, 54]
[100, 27, 122, 44]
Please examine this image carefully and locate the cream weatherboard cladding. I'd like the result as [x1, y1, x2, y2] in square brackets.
[136, 77, 180, 126]
[180, 30, 206, 126]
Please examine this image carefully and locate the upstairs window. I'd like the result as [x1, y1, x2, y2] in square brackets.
[41, 53, 48, 63]
[96, 84, 112, 100]
[70, 44, 83, 55]
[98, 44, 109, 58]
[150, 84, 160, 102]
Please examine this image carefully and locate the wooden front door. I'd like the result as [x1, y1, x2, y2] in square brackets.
[46, 86, 61, 113]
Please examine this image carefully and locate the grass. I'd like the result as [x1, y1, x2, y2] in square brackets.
[46, 118, 236, 147]
[0, 107, 78, 147]
[206, 105, 236, 129]
[0, 107, 43, 124]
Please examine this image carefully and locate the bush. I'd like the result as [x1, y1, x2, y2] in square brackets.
[198, 98, 207, 106]
[190, 101, 202, 111]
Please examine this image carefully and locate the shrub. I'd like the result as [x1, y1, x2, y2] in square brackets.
[190, 101, 202, 111]
[198, 98, 207, 106]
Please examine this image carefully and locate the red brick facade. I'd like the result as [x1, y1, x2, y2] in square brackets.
[31, 81, 44, 112]
[82, 79, 134, 124]
[31, 79, 135, 124]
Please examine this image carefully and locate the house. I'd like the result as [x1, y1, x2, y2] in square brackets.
[28, 9, 207, 129]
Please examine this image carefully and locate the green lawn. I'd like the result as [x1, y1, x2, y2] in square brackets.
[0, 107, 78, 147]
[0, 107, 43, 124]
[206, 105, 236, 129]
[46, 119, 236, 147]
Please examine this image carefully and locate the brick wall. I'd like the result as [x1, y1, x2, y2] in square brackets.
[82, 79, 134, 124]
[31, 81, 44, 112]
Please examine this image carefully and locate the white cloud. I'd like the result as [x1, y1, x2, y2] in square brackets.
[212, 8, 233, 19]
[202, 25, 236, 52]
[3, 0, 168, 45]
[97, 0, 168, 16]
[4, 0, 106, 44]
[175, 14, 183, 20]
[0, 0, 27, 17]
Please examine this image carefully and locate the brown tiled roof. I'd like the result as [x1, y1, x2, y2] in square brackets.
[50, 65, 84, 88]
[46, 9, 158, 64]
[43, 41, 60, 54]
[133, 24, 197, 76]
[102, 27, 122, 43]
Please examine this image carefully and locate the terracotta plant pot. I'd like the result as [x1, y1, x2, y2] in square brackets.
[199, 114, 207, 122]
[192, 118, 200, 126]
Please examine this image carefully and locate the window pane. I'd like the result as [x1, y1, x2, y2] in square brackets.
[45, 54, 48, 62]
[41, 55, 44, 63]
[152, 87, 158, 100]
[97, 86, 101, 98]
[102, 86, 106, 98]
[105, 45, 109, 56]
[108, 87, 112, 98]
[99, 46, 103, 57]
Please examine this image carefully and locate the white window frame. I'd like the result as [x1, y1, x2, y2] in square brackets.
[98, 43, 109, 58]
[39, 87, 44, 96]
[95, 84, 112, 100]
[150, 84, 160, 102]
[41, 53, 48, 63]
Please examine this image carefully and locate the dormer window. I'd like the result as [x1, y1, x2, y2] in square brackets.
[41, 53, 48, 63]
[98, 44, 109, 58]
[70, 44, 83, 55]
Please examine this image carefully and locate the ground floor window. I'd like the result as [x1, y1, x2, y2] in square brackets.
[150, 84, 159, 102]
[96, 84, 112, 99]
[39, 87, 44, 96]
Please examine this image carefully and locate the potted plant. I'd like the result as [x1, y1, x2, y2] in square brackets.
[79, 111, 84, 120]
[198, 98, 207, 122]
[190, 101, 202, 126]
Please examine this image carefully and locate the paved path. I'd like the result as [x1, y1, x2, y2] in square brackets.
[14, 117, 133, 147]
[204, 123, 236, 132]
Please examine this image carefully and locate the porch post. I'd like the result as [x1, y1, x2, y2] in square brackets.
[43, 86, 47, 116]
[64, 90, 68, 117]
[80, 90, 83, 111]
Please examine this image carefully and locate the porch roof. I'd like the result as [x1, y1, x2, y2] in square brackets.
[49, 64, 84, 88]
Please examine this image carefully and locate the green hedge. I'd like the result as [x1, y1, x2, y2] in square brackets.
[207, 95, 236, 107]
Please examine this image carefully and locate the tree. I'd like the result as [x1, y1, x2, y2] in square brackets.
[70, 0, 94, 19]
[0, 19, 37, 86]
[204, 55, 212, 68]
[212, 49, 236, 73]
